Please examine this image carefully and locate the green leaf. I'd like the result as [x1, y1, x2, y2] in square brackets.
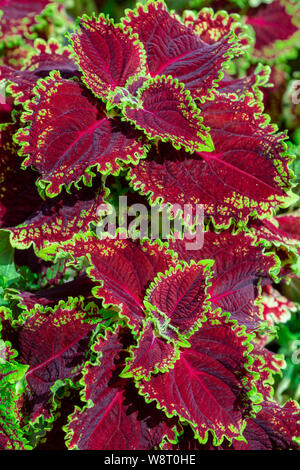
[0, 231, 20, 297]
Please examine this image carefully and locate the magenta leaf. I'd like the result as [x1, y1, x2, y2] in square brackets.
[15, 72, 147, 197]
[137, 319, 255, 444]
[128, 93, 292, 226]
[122, 1, 242, 101]
[69, 14, 147, 100]
[123, 76, 213, 153]
[65, 327, 178, 450]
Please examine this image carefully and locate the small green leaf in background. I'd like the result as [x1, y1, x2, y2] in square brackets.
[275, 313, 300, 403]
[0, 230, 20, 294]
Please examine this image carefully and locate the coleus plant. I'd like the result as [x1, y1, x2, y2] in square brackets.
[0, 0, 299, 451]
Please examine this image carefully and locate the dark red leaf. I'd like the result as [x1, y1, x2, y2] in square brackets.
[123, 1, 242, 101]
[233, 400, 300, 450]
[145, 261, 213, 338]
[123, 76, 213, 153]
[128, 94, 292, 226]
[65, 327, 178, 450]
[8, 181, 104, 254]
[170, 230, 277, 329]
[138, 320, 254, 444]
[15, 73, 146, 197]
[70, 14, 147, 100]
[16, 300, 102, 422]
[121, 322, 180, 380]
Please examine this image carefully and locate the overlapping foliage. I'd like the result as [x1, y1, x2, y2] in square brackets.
[0, 0, 299, 451]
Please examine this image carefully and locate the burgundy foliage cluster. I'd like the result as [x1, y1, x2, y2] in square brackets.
[0, 0, 299, 451]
